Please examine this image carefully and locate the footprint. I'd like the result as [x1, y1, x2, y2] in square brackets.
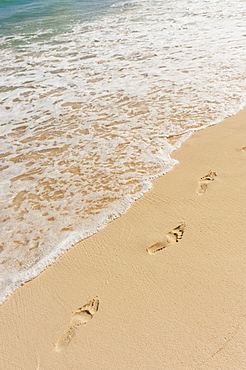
[55, 297, 99, 352]
[147, 221, 186, 255]
[196, 170, 217, 195]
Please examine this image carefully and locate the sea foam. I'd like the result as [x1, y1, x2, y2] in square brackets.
[0, 0, 246, 304]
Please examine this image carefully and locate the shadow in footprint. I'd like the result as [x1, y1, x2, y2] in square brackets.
[147, 221, 186, 255]
[55, 297, 99, 352]
[196, 170, 217, 195]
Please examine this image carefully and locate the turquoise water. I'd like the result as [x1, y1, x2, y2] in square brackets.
[0, 0, 245, 304]
[0, 0, 119, 37]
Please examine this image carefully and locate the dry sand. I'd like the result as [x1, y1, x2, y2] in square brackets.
[0, 108, 246, 370]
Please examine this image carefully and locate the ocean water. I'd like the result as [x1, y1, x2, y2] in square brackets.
[0, 0, 245, 304]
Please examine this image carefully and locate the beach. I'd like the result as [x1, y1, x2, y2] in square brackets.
[0, 107, 245, 369]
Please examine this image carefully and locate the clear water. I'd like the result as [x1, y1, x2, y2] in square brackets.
[0, 0, 245, 304]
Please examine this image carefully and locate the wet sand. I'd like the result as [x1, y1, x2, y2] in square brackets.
[0, 107, 245, 369]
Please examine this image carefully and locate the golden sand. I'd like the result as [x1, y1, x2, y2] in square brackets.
[0, 108, 245, 369]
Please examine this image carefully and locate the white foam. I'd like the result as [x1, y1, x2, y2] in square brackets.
[0, 0, 246, 304]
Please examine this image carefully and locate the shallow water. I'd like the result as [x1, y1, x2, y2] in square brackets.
[0, 0, 245, 304]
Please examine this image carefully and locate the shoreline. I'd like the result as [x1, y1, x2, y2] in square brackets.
[2, 105, 245, 307]
[0, 107, 246, 369]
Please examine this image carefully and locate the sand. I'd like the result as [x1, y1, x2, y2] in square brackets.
[0, 108, 245, 370]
